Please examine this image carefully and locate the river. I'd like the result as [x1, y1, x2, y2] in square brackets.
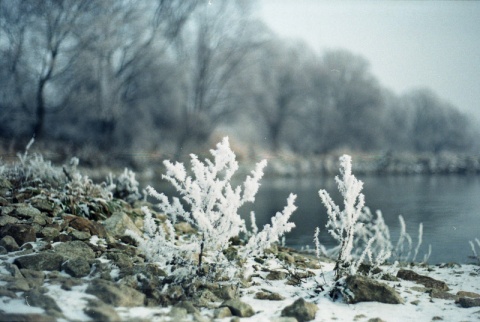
[246, 175, 480, 264]
[150, 174, 480, 264]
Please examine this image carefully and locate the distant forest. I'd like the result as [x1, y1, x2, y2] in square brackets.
[1, 0, 477, 165]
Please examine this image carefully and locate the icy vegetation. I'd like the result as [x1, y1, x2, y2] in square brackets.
[129, 137, 296, 281]
[316, 155, 431, 282]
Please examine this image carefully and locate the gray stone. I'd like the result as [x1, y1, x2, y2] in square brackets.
[54, 240, 95, 260]
[0, 223, 36, 246]
[102, 211, 141, 239]
[6, 278, 31, 292]
[221, 299, 255, 318]
[169, 307, 187, 319]
[2, 262, 23, 278]
[63, 258, 91, 277]
[457, 291, 480, 299]
[344, 275, 404, 304]
[266, 270, 288, 280]
[281, 298, 318, 322]
[15, 206, 41, 219]
[20, 269, 45, 288]
[14, 252, 64, 271]
[0, 289, 18, 298]
[0, 235, 20, 251]
[24, 289, 62, 315]
[214, 284, 237, 300]
[456, 297, 480, 308]
[105, 252, 134, 269]
[255, 291, 285, 301]
[85, 279, 146, 307]
[193, 289, 219, 308]
[0, 215, 19, 226]
[38, 227, 60, 241]
[84, 299, 121, 322]
[175, 301, 200, 314]
[430, 290, 456, 300]
[0, 246, 6, 254]
[214, 307, 232, 319]
[0, 313, 52, 322]
[70, 230, 91, 241]
[397, 269, 449, 291]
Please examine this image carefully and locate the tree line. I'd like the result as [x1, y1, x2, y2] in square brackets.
[0, 0, 476, 164]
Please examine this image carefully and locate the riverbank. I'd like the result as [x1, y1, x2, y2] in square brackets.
[1, 157, 480, 321]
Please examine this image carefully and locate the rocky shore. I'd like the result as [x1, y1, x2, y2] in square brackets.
[1, 161, 480, 321]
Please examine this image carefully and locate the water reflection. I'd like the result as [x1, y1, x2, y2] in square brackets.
[149, 175, 480, 264]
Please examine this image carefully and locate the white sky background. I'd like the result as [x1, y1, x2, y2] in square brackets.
[258, 0, 480, 119]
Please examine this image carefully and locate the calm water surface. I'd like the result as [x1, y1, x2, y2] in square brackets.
[151, 175, 480, 264]
[245, 175, 480, 264]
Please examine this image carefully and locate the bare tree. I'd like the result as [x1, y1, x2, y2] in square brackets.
[172, 0, 263, 156]
[251, 40, 314, 152]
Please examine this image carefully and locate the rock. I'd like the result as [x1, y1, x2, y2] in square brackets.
[20, 269, 45, 288]
[368, 319, 386, 322]
[0, 235, 20, 252]
[0, 289, 18, 298]
[456, 297, 480, 308]
[277, 252, 295, 264]
[214, 307, 232, 319]
[85, 279, 146, 307]
[169, 307, 188, 320]
[30, 198, 54, 213]
[255, 291, 285, 301]
[0, 313, 53, 322]
[0, 215, 19, 226]
[53, 240, 95, 260]
[70, 230, 91, 241]
[0, 246, 6, 254]
[105, 252, 134, 270]
[6, 278, 31, 292]
[221, 299, 255, 318]
[281, 298, 318, 322]
[24, 289, 62, 316]
[344, 275, 404, 304]
[64, 215, 107, 238]
[397, 269, 449, 291]
[2, 262, 23, 278]
[193, 289, 219, 308]
[38, 227, 60, 241]
[174, 221, 197, 234]
[84, 299, 121, 322]
[213, 284, 237, 300]
[175, 301, 200, 314]
[457, 291, 480, 299]
[266, 270, 288, 280]
[14, 252, 64, 271]
[430, 290, 456, 300]
[102, 211, 141, 239]
[15, 206, 41, 219]
[0, 224, 36, 246]
[62, 258, 91, 277]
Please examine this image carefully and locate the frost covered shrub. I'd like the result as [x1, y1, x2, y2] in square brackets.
[468, 238, 479, 265]
[317, 155, 391, 279]
[106, 168, 142, 203]
[132, 137, 296, 281]
[316, 155, 432, 281]
[6, 138, 64, 187]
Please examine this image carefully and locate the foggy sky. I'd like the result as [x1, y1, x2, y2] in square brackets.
[259, 0, 480, 119]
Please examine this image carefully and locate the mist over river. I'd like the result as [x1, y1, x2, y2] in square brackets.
[151, 174, 480, 264]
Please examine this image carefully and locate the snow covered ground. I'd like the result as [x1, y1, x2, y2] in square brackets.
[2, 252, 479, 321]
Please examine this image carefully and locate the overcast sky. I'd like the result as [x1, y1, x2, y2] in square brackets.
[258, 0, 480, 118]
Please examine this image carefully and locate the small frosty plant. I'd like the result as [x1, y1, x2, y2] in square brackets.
[107, 168, 142, 203]
[317, 155, 391, 279]
[143, 137, 296, 278]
